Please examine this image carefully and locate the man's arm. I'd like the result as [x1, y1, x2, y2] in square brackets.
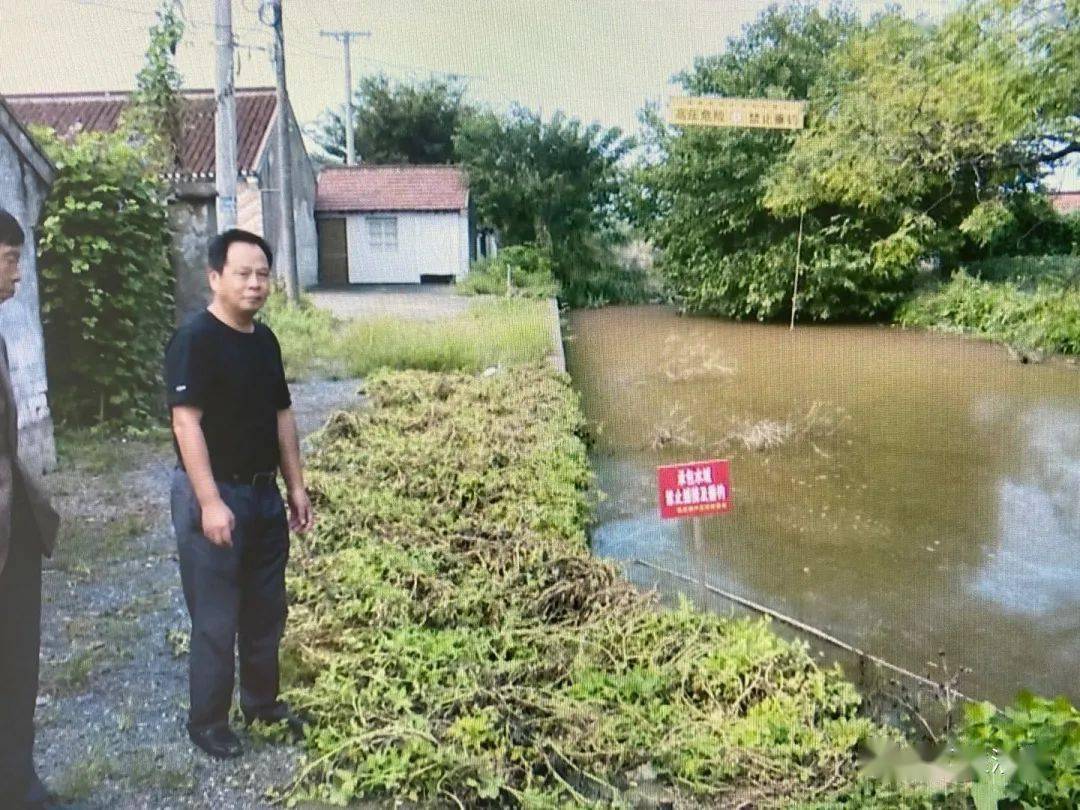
[172, 405, 235, 547]
[277, 408, 313, 533]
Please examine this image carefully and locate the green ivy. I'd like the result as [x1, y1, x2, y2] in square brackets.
[34, 126, 174, 427]
[120, 0, 185, 173]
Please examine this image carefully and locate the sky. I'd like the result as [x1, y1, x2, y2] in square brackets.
[1, 0, 1075, 188]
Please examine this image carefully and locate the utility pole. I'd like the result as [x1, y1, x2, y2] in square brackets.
[266, 0, 299, 303]
[319, 29, 371, 165]
[214, 0, 238, 229]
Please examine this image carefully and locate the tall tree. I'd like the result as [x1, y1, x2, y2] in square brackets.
[763, 0, 1080, 262]
[630, 2, 874, 321]
[311, 73, 476, 164]
[120, 0, 185, 173]
[454, 105, 632, 248]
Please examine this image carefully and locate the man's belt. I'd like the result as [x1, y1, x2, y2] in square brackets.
[219, 470, 278, 486]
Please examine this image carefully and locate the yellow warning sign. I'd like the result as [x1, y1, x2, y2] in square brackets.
[667, 96, 806, 130]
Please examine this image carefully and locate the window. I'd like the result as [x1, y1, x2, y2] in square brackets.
[367, 216, 398, 251]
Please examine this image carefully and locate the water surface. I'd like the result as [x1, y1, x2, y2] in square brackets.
[566, 305, 1080, 705]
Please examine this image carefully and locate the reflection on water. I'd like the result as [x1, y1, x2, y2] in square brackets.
[973, 408, 1080, 622]
[566, 305, 1080, 705]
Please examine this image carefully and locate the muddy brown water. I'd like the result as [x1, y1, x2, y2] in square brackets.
[565, 305, 1080, 707]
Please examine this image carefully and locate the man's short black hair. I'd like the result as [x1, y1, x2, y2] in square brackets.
[207, 228, 273, 272]
[0, 208, 25, 248]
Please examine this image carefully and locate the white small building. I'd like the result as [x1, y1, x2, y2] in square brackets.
[315, 164, 496, 286]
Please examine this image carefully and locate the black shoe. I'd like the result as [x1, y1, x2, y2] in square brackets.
[242, 705, 309, 741]
[188, 724, 244, 759]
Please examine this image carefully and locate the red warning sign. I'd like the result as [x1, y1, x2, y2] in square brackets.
[657, 459, 732, 520]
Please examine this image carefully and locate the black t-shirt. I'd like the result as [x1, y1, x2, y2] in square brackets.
[164, 309, 291, 480]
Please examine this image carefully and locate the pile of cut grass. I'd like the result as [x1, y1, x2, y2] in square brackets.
[277, 362, 881, 808]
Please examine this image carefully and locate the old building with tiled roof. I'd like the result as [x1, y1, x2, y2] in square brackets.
[315, 164, 494, 285]
[5, 87, 318, 320]
[0, 96, 58, 472]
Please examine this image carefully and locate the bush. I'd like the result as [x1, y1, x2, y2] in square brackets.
[960, 193, 1080, 260]
[662, 218, 920, 323]
[457, 243, 560, 299]
[897, 269, 1080, 355]
[552, 234, 661, 309]
[34, 127, 173, 426]
[962, 254, 1080, 291]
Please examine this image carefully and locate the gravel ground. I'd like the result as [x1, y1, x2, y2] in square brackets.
[35, 378, 367, 810]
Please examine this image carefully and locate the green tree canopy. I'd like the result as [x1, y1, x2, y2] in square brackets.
[632, 0, 1079, 323]
[311, 73, 477, 164]
[630, 2, 883, 321]
[454, 105, 632, 248]
[763, 0, 1080, 257]
[454, 105, 636, 304]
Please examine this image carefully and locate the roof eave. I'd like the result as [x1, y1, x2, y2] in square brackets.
[0, 97, 57, 186]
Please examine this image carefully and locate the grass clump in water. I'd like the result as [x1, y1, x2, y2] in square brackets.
[276, 361, 885, 808]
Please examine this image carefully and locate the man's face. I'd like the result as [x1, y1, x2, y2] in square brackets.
[0, 243, 22, 303]
[208, 240, 271, 315]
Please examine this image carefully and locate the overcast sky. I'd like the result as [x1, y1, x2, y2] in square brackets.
[1, 0, 1074, 188]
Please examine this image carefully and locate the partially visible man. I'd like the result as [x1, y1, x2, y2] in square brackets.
[165, 228, 314, 760]
[0, 207, 61, 809]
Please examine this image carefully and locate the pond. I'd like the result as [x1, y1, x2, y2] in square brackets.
[565, 305, 1080, 707]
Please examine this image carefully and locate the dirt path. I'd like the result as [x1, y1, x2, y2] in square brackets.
[36, 379, 365, 810]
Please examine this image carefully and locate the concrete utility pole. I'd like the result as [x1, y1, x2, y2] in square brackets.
[266, 0, 299, 303]
[214, 0, 238, 229]
[319, 29, 371, 165]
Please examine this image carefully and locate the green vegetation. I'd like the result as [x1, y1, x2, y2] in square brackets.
[456, 244, 560, 299]
[455, 107, 640, 309]
[629, 4, 889, 322]
[310, 71, 477, 166]
[628, 0, 1079, 326]
[33, 126, 174, 427]
[257, 291, 344, 380]
[258, 290, 555, 380]
[957, 692, 1080, 809]
[54, 425, 172, 473]
[32, 0, 184, 428]
[119, 0, 185, 172]
[897, 262, 1080, 355]
[275, 362, 880, 807]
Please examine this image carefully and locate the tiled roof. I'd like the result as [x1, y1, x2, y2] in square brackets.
[3, 88, 277, 179]
[0, 96, 56, 185]
[316, 165, 469, 213]
[1049, 191, 1080, 216]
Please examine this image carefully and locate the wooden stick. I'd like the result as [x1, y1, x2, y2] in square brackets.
[790, 209, 804, 330]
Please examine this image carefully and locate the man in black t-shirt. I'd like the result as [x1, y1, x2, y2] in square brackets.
[164, 228, 314, 760]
